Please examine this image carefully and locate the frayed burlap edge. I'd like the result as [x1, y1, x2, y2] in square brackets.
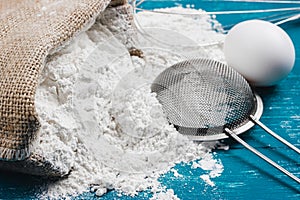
[0, 153, 70, 178]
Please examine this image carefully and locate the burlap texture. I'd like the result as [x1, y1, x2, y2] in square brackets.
[0, 0, 112, 161]
[0, 153, 70, 178]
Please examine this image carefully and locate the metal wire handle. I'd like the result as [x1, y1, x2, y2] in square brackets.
[225, 128, 300, 184]
[250, 115, 300, 154]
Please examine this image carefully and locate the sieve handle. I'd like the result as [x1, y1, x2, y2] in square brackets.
[250, 115, 300, 155]
[225, 128, 300, 184]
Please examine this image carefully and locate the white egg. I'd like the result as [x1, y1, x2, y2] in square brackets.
[224, 20, 295, 86]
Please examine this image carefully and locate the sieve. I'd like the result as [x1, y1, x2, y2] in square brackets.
[151, 58, 300, 184]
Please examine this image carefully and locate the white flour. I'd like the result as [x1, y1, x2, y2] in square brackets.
[35, 7, 226, 199]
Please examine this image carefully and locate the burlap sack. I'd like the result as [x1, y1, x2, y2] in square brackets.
[0, 0, 133, 177]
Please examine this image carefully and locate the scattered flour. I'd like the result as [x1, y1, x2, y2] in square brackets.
[150, 189, 180, 200]
[34, 7, 226, 199]
[170, 168, 183, 178]
[192, 153, 224, 187]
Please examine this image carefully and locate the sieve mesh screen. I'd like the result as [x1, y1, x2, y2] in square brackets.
[151, 58, 257, 137]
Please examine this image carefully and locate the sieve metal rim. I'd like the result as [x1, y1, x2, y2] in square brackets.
[185, 93, 263, 141]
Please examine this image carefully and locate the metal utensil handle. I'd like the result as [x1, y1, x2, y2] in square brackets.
[274, 13, 300, 25]
[250, 115, 300, 154]
[225, 128, 300, 184]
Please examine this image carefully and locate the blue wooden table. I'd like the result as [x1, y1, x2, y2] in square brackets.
[0, 1, 299, 199]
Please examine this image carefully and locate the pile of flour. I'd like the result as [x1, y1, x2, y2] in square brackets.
[35, 7, 226, 199]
